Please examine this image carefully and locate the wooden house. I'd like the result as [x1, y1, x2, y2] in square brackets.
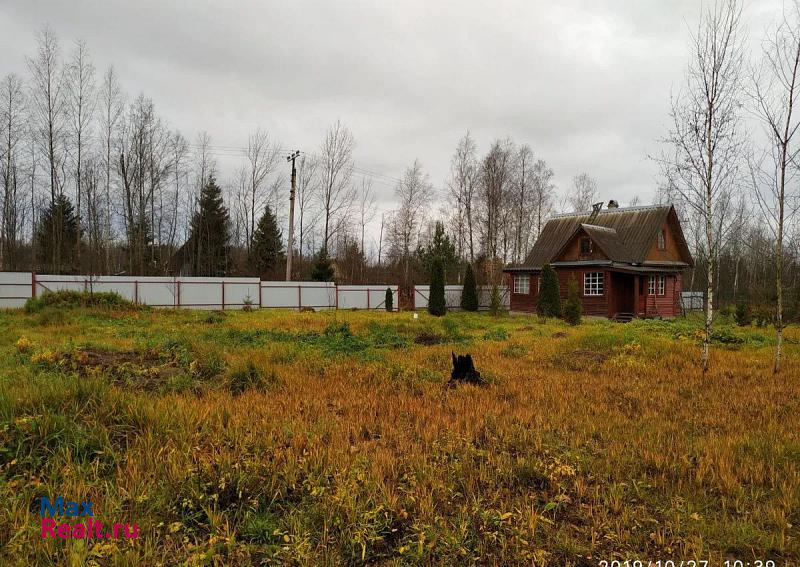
[504, 203, 693, 319]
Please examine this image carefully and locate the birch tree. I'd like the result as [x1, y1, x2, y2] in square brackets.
[661, 0, 745, 372]
[97, 66, 124, 272]
[749, 2, 800, 374]
[244, 128, 279, 249]
[318, 120, 354, 251]
[0, 74, 26, 269]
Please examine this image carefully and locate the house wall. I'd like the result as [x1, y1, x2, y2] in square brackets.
[508, 273, 538, 311]
[639, 272, 682, 317]
[555, 229, 609, 262]
[645, 219, 683, 263]
[556, 268, 609, 316]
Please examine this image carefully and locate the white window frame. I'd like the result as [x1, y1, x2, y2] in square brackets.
[513, 274, 530, 295]
[657, 229, 666, 250]
[583, 272, 604, 296]
[658, 275, 666, 296]
[648, 276, 656, 296]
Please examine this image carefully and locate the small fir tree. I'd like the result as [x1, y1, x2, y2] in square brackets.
[311, 247, 335, 281]
[248, 205, 284, 277]
[36, 194, 81, 274]
[563, 278, 582, 325]
[460, 264, 479, 311]
[428, 258, 446, 316]
[488, 283, 503, 316]
[385, 287, 393, 311]
[187, 176, 232, 276]
[537, 263, 561, 318]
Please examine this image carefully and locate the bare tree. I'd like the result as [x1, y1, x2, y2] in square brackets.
[357, 176, 376, 277]
[391, 160, 433, 286]
[296, 154, 320, 262]
[531, 159, 555, 242]
[318, 120, 355, 251]
[97, 66, 124, 272]
[0, 74, 26, 270]
[448, 132, 479, 263]
[567, 173, 598, 211]
[748, 1, 800, 373]
[479, 139, 513, 276]
[244, 127, 280, 249]
[660, 0, 745, 372]
[27, 25, 67, 271]
[67, 39, 96, 267]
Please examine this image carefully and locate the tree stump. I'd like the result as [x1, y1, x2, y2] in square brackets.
[448, 352, 485, 387]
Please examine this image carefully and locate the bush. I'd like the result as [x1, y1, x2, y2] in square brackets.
[428, 259, 446, 317]
[563, 279, 582, 325]
[488, 284, 503, 316]
[24, 290, 135, 313]
[384, 288, 393, 312]
[734, 299, 751, 327]
[537, 264, 561, 318]
[460, 264, 479, 312]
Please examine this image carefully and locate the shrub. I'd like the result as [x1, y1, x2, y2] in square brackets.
[488, 284, 503, 316]
[311, 247, 334, 282]
[563, 279, 582, 326]
[384, 288, 393, 312]
[226, 361, 279, 394]
[734, 299, 751, 327]
[428, 259, 446, 317]
[537, 264, 561, 318]
[460, 264, 479, 312]
[24, 290, 135, 313]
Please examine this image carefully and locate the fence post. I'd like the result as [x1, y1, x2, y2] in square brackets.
[259, 281, 263, 309]
[31, 272, 37, 299]
[221, 281, 226, 310]
[367, 289, 370, 310]
[298, 285, 301, 310]
[176, 279, 181, 308]
[134, 280, 139, 304]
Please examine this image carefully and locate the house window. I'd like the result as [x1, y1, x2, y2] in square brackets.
[657, 229, 666, 250]
[648, 275, 666, 296]
[580, 237, 593, 255]
[513, 274, 530, 294]
[583, 272, 603, 296]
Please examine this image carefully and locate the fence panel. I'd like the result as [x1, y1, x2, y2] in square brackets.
[337, 285, 398, 310]
[413, 284, 510, 311]
[260, 281, 336, 310]
[0, 271, 32, 308]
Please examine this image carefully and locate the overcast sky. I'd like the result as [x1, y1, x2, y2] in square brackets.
[0, 0, 781, 218]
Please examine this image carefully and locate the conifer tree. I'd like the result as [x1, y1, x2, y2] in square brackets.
[563, 278, 582, 325]
[428, 258, 446, 316]
[248, 205, 284, 277]
[36, 194, 81, 274]
[187, 176, 232, 276]
[311, 247, 335, 281]
[385, 287, 393, 311]
[460, 263, 479, 311]
[537, 263, 561, 318]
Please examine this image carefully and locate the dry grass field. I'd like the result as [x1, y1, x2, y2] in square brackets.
[0, 297, 798, 565]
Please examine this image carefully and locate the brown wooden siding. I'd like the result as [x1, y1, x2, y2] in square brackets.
[555, 229, 609, 262]
[508, 273, 538, 312]
[645, 220, 682, 263]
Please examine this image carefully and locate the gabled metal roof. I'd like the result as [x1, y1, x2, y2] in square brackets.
[516, 204, 693, 269]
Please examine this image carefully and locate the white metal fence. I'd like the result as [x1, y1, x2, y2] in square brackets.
[0, 272, 399, 311]
[413, 284, 509, 311]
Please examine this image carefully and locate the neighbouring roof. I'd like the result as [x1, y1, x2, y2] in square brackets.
[514, 204, 693, 269]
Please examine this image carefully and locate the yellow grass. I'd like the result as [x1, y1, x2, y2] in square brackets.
[0, 305, 798, 565]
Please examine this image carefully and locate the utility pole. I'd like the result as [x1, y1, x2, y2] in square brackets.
[285, 150, 300, 281]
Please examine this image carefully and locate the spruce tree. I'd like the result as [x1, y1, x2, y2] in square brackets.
[537, 263, 561, 318]
[187, 176, 232, 277]
[311, 247, 335, 281]
[36, 194, 81, 274]
[248, 205, 284, 277]
[419, 221, 458, 282]
[428, 258, 446, 316]
[385, 287, 393, 311]
[563, 278, 582, 325]
[460, 263, 479, 311]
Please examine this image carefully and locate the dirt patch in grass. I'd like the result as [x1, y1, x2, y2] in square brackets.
[552, 348, 609, 371]
[414, 331, 445, 345]
[60, 348, 184, 390]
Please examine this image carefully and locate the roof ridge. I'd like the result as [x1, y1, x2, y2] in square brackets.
[552, 203, 672, 219]
[581, 223, 617, 232]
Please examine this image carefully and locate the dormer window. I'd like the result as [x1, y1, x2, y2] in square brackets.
[657, 229, 666, 250]
[580, 237, 593, 255]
